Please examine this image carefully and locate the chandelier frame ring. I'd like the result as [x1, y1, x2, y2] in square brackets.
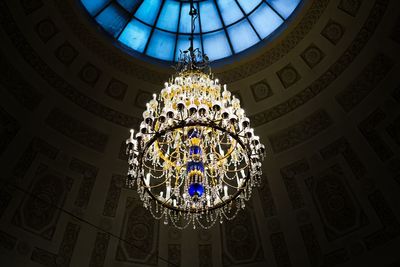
[137, 120, 252, 214]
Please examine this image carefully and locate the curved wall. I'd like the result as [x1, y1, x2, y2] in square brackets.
[1, 0, 400, 266]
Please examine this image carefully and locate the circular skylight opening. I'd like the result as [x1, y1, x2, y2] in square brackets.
[80, 0, 302, 62]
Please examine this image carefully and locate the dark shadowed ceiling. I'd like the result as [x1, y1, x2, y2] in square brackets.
[1, 0, 400, 266]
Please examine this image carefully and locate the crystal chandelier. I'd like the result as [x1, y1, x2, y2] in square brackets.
[125, 1, 265, 229]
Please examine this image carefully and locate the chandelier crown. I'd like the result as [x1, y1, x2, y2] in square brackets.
[125, 0, 265, 229]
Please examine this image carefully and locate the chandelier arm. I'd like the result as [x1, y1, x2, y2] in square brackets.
[142, 162, 164, 172]
[174, 168, 185, 190]
[204, 169, 218, 178]
[149, 122, 246, 161]
[211, 138, 237, 163]
[154, 140, 179, 168]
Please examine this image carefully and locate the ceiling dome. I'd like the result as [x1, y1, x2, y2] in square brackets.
[80, 0, 302, 62]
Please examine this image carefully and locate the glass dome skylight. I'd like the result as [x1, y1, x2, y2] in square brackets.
[80, 0, 302, 62]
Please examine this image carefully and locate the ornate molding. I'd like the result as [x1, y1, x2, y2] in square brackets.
[0, 1, 141, 128]
[52, 0, 329, 84]
[250, 0, 389, 127]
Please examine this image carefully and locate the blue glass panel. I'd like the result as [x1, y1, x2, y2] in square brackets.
[203, 30, 231, 60]
[249, 4, 283, 39]
[135, 0, 162, 25]
[146, 30, 175, 61]
[199, 1, 223, 32]
[157, 0, 180, 32]
[80, 0, 303, 62]
[267, 0, 301, 19]
[175, 35, 202, 61]
[116, 0, 141, 13]
[216, 0, 243, 26]
[118, 19, 151, 52]
[227, 20, 259, 53]
[96, 3, 129, 37]
[180, 3, 200, 34]
[81, 0, 110, 16]
[237, 0, 262, 14]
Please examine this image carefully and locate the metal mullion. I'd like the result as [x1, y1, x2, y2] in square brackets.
[212, 0, 234, 55]
[173, 2, 183, 63]
[93, 0, 113, 18]
[196, 1, 204, 54]
[263, 0, 286, 21]
[143, 0, 166, 54]
[234, 0, 262, 41]
[115, 0, 146, 40]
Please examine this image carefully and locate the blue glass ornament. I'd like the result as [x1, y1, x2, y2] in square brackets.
[189, 145, 201, 156]
[187, 161, 204, 173]
[188, 183, 204, 197]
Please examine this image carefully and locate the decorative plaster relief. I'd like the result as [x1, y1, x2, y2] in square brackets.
[55, 41, 79, 66]
[258, 175, 277, 217]
[276, 64, 301, 89]
[319, 137, 366, 180]
[359, 108, 394, 161]
[46, 108, 109, 153]
[270, 232, 293, 267]
[199, 244, 213, 267]
[0, 2, 141, 127]
[116, 197, 159, 265]
[250, 79, 273, 102]
[0, 138, 58, 219]
[35, 18, 59, 43]
[305, 164, 369, 241]
[0, 107, 19, 156]
[103, 174, 124, 217]
[168, 244, 181, 267]
[221, 204, 264, 266]
[89, 232, 110, 267]
[79, 63, 102, 87]
[300, 44, 325, 69]
[20, 0, 43, 15]
[321, 20, 345, 45]
[338, 0, 363, 17]
[336, 54, 394, 112]
[0, 230, 17, 251]
[364, 191, 400, 249]
[250, 0, 389, 127]
[0, 53, 43, 110]
[105, 78, 127, 101]
[300, 224, 350, 267]
[268, 110, 333, 153]
[281, 159, 310, 210]
[31, 222, 80, 267]
[13, 164, 72, 240]
[69, 157, 99, 209]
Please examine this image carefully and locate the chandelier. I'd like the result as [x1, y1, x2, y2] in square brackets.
[125, 1, 265, 229]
